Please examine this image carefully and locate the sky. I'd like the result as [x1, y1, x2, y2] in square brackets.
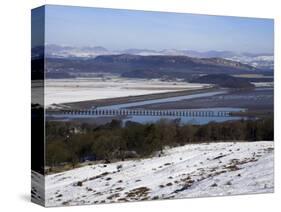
[36, 5, 274, 53]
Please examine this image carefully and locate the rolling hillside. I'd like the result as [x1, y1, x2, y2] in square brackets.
[32, 141, 274, 207]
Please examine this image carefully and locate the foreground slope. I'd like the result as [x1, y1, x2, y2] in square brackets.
[39, 141, 273, 207]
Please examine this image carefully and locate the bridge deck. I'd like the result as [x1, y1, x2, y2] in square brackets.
[49, 109, 232, 117]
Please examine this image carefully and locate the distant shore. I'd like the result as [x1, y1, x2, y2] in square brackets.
[55, 86, 218, 110]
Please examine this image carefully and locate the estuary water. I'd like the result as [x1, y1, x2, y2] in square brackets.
[98, 91, 227, 110]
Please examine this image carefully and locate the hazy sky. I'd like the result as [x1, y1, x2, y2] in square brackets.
[41, 5, 274, 53]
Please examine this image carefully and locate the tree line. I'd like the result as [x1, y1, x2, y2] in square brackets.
[46, 117, 273, 169]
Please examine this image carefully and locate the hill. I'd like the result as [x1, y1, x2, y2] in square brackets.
[191, 74, 255, 88]
[41, 54, 261, 79]
[32, 141, 274, 206]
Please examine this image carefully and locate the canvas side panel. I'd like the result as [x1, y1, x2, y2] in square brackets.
[31, 5, 45, 206]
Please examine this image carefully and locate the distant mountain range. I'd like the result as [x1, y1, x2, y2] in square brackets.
[40, 53, 263, 81]
[32, 44, 273, 70]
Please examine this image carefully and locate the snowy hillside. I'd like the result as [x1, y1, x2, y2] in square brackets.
[226, 55, 274, 69]
[32, 141, 274, 207]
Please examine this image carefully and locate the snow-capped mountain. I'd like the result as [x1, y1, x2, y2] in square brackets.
[33, 44, 273, 70]
[45, 44, 111, 58]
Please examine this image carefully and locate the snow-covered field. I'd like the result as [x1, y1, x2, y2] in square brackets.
[32, 141, 274, 207]
[251, 82, 274, 88]
[45, 77, 210, 106]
